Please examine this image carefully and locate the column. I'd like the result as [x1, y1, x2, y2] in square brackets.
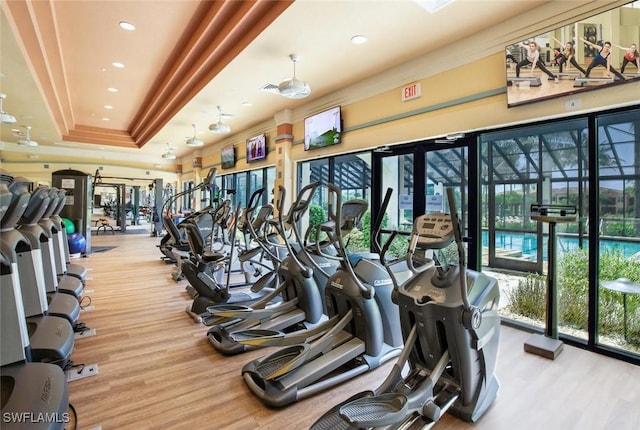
[274, 109, 294, 215]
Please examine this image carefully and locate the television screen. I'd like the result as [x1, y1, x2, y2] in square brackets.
[505, 1, 640, 107]
[304, 106, 342, 150]
[221, 145, 236, 169]
[246, 134, 267, 162]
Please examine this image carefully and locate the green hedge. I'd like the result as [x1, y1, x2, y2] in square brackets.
[506, 248, 640, 344]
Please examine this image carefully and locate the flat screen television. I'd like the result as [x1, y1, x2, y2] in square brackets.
[304, 106, 342, 151]
[505, 1, 640, 107]
[221, 145, 236, 169]
[246, 133, 267, 162]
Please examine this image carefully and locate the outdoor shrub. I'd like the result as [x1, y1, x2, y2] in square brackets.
[505, 273, 546, 320]
[506, 248, 640, 344]
[557, 248, 640, 342]
[557, 248, 589, 330]
[308, 204, 326, 241]
[603, 220, 637, 237]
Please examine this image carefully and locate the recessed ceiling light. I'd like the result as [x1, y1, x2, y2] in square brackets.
[102, 117, 110, 121]
[351, 35, 368, 45]
[104, 105, 113, 109]
[242, 101, 252, 107]
[119, 21, 135, 31]
[27, 154, 39, 160]
[101, 67, 108, 72]
[112, 62, 125, 69]
[107, 87, 118, 92]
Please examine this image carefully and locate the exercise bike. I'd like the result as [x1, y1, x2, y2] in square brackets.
[311, 188, 500, 429]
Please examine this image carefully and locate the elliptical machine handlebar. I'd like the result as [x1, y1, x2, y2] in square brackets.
[445, 188, 483, 334]
[276, 183, 321, 279]
[327, 183, 374, 299]
[237, 188, 265, 233]
[373, 188, 394, 255]
[203, 167, 217, 189]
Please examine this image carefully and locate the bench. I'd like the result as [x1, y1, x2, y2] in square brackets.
[96, 218, 114, 234]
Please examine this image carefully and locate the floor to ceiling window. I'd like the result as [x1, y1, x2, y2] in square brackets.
[219, 166, 276, 209]
[298, 152, 372, 252]
[479, 107, 639, 361]
[596, 109, 640, 356]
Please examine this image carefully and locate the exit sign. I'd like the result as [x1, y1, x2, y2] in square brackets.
[402, 82, 421, 101]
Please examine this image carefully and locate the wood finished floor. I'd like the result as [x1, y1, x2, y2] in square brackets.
[68, 232, 640, 430]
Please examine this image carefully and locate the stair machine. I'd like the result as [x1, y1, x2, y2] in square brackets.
[311, 188, 501, 430]
[183, 187, 280, 323]
[2, 176, 98, 383]
[0, 179, 78, 369]
[1, 181, 68, 430]
[206, 181, 339, 353]
[2, 180, 75, 367]
[1, 235, 70, 430]
[9, 176, 84, 299]
[240, 183, 404, 407]
[16, 186, 87, 335]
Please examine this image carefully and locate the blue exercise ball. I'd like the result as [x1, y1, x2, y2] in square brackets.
[68, 233, 86, 254]
[61, 217, 75, 235]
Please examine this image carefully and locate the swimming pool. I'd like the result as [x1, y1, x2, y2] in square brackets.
[482, 230, 640, 260]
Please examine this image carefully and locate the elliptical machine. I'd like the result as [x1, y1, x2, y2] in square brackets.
[183, 187, 278, 322]
[206, 182, 334, 354]
[311, 188, 501, 429]
[241, 183, 403, 407]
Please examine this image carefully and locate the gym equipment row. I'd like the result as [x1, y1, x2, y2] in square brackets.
[1, 170, 99, 429]
[162, 170, 501, 428]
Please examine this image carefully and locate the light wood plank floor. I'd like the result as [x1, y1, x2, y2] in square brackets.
[68, 232, 640, 430]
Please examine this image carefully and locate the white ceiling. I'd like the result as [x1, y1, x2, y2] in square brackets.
[0, 0, 628, 169]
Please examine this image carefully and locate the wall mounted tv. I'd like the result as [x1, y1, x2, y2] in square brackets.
[505, 0, 639, 107]
[221, 145, 236, 169]
[304, 106, 342, 151]
[246, 133, 267, 163]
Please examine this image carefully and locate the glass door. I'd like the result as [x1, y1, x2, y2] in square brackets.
[482, 135, 542, 274]
[372, 141, 473, 262]
[425, 146, 470, 261]
[371, 148, 415, 257]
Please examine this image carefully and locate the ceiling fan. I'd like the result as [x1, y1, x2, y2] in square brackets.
[208, 106, 232, 134]
[17, 125, 38, 147]
[161, 143, 177, 160]
[260, 54, 311, 99]
[185, 124, 204, 147]
[0, 93, 17, 124]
